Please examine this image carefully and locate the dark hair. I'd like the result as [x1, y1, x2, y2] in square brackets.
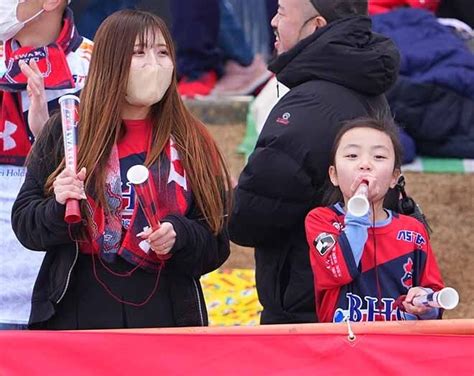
[322, 115, 403, 205]
[310, 0, 368, 23]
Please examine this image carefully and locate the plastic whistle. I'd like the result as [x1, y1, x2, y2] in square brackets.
[347, 181, 369, 217]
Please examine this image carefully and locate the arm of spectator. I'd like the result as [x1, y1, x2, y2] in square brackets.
[19, 59, 49, 137]
[11, 115, 80, 250]
[162, 201, 230, 278]
[306, 208, 366, 289]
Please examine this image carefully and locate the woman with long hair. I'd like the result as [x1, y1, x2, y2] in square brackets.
[12, 10, 232, 329]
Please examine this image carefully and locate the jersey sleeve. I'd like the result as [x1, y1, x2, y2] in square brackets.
[412, 225, 445, 320]
[305, 208, 364, 290]
[419, 226, 445, 293]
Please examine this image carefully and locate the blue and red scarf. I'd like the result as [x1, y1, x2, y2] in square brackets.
[0, 8, 82, 165]
[81, 139, 192, 271]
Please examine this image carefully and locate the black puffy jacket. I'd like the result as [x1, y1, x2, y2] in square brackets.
[11, 116, 230, 328]
[229, 16, 400, 324]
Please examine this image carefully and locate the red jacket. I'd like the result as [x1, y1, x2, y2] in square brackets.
[369, 0, 440, 15]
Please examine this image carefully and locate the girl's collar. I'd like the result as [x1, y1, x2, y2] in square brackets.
[334, 202, 393, 227]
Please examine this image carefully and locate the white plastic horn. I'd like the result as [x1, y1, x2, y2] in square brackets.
[347, 182, 369, 217]
[412, 287, 459, 310]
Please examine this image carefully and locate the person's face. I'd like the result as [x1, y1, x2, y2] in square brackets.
[271, 0, 320, 54]
[329, 127, 400, 205]
[122, 29, 174, 118]
[130, 29, 173, 70]
[16, 0, 44, 23]
[0, 0, 44, 42]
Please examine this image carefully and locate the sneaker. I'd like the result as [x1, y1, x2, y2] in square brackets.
[211, 54, 273, 96]
[178, 70, 218, 98]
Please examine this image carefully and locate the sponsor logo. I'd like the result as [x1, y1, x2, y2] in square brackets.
[397, 230, 426, 247]
[313, 233, 336, 256]
[0, 167, 26, 177]
[0, 120, 17, 151]
[276, 112, 291, 125]
[332, 221, 343, 231]
[324, 249, 342, 278]
[72, 74, 87, 86]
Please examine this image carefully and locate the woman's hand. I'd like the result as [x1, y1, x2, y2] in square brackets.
[139, 222, 176, 257]
[53, 167, 87, 205]
[19, 59, 49, 137]
[402, 287, 432, 316]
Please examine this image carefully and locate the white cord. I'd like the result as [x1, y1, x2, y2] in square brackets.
[344, 317, 356, 341]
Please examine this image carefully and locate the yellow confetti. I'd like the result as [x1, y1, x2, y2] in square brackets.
[202, 269, 263, 326]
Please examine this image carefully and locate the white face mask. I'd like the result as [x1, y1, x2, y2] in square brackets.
[0, 0, 45, 42]
[126, 63, 174, 107]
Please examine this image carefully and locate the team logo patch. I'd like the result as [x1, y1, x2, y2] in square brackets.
[332, 221, 343, 231]
[401, 257, 413, 289]
[313, 233, 336, 256]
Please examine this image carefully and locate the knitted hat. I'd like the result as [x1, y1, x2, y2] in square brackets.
[309, 0, 368, 23]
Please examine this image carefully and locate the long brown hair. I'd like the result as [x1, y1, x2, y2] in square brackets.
[45, 10, 231, 233]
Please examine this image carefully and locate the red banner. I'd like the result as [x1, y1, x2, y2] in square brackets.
[0, 320, 473, 375]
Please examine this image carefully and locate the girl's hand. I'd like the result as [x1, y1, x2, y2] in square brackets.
[350, 173, 379, 202]
[139, 222, 176, 256]
[402, 287, 432, 316]
[19, 59, 49, 137]
[53, 167, 87, 205]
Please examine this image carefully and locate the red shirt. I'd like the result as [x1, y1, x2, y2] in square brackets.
[117, 118, 152, 229]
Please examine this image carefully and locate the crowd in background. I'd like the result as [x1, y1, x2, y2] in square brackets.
[67, 0, 474, 101]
